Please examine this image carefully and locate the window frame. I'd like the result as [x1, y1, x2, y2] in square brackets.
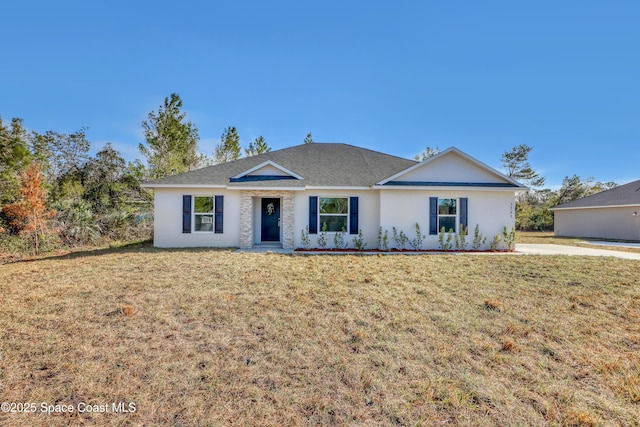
[193, 195, 215, 233]
[437, 198, 458, 233]
[318, 197, 350, 233]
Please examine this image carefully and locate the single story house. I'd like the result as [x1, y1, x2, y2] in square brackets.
[551, 179, 640, 241]
[142, 143, 526, 249]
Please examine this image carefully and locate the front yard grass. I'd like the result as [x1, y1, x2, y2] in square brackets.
[1, 246, 639, 426]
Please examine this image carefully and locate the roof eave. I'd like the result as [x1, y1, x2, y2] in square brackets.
[550, 203, 640, 211]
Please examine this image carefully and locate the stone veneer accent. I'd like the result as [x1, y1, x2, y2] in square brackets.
[239, 190, 295, 249]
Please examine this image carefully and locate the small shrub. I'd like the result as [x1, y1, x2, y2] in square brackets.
[333, 227, 347, 249]
[54, 200, 101, 245]
[409, 223, 425, 250]
[446, 229, 454, 250]
[438, 227, 454, 251]
[471, 224, 486, 250]
[502, 226, 516, 251]
[352, 229, 366, 250]
[489, 234, 501, 251]
[317, 222, 328, 249]
[455, 224, 468, 250]
[378, 227, 389, 251]
[392, 227, 409, 250]
[300, 226, 311, 249]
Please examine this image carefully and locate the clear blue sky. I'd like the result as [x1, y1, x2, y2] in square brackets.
[2, 1, 638, 187]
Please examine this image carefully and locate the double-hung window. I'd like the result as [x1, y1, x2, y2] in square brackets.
[438, 198, 457, 232]
[319, 197, 349, 232]
[194, 196, 214, 232]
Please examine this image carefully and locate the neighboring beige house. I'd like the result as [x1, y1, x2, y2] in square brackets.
[142, 143, 526, 250]
[551, 179, 640, 241]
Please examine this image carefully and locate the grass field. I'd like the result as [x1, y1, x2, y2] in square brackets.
[1, 244, 639, 426]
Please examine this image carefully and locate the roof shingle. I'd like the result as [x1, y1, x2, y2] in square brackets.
[143, 143, 417, 188]
[552, 179, 640, 209]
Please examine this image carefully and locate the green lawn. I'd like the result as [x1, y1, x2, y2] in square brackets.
[1, 245, 639, 426]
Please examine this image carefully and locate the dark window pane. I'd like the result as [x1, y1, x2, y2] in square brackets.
[194, 197, 214, 213]
[195, 214, 214, 231]
[438, 198, 456, 215]
[439, 216, 456, 232]
[319, 215, 348, 232]
[319, 198, 348, 214]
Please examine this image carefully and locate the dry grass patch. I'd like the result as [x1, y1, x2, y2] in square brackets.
[0, 246, 639, 426]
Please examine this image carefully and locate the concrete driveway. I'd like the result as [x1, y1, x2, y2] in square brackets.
[516, 244, 640, 260]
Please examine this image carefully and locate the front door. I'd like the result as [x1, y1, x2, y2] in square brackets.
[261, 198, 280, 242]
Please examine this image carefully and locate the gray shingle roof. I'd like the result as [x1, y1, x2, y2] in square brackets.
[552, 179, 640, 209]
[143, 143, 417, 188]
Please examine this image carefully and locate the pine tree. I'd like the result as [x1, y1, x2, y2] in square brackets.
[2, 163, 56, 254]
[140, 93, 199, 179]
[245, 136, 271, 156]
[214, 127, 242, 163]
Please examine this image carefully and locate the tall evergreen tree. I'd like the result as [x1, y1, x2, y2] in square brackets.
[245, 136, 271, 156]
[501, 144, 545, 188]
[140, 93, 199, 179]
[214, 126, 241, 163]
[0, 117, 31, 204]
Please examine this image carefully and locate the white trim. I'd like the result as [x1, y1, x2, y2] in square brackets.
[142, 183, 227, 189]
[550, 203, 640, 211]
[231, 160, 304, 180]
[376, 147, 527, 188]
[193, 195, 215, 233]
[372, 185, 522, 192]
[436, 197, 459, 233]
[305, 186, 372, 190]
[318, 196, 350, 233]
[227, 186, 305, 191]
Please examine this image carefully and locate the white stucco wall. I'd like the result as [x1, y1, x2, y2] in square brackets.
[292, 190, 380, 249]
[394, 153, 505, 183]
[151, 187, 518, 249]
[379, 189, 516, 249]
[554, 207, 640, 241]
[152, 188, 241, 248]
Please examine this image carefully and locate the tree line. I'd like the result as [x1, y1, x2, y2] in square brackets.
[0, 93, 313, 255]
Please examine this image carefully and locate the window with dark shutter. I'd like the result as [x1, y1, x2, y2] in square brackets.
[182, 195, 192, 233]
[349, 197, 358, 234]
[309, 196, 318, 234]
[214, 195, 224, 233]
[429, 197, 438, 235]
[460, 197, 468, 230]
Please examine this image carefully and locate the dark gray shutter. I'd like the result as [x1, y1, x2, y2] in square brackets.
[214, 195, 224, 233]
[429, 197, 438, 235]
[349, 197, 358, 234]
[182, 195, 192, 233]
[309, 196, 318, 234]
[459, 197, 468, 230]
